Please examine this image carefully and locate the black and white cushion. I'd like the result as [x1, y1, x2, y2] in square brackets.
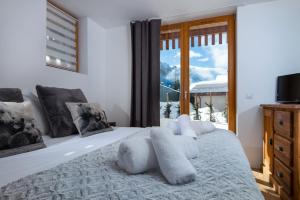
[66, 103, 113, 137]
[0, 102, 45, 158]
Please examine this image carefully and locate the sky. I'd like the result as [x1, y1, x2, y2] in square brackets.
[160, 34, 228, 85]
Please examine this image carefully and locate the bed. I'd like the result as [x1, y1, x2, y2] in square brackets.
[0, 127, 263, 200]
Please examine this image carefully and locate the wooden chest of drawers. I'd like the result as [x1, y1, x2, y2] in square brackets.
[261, 104, 300, 200]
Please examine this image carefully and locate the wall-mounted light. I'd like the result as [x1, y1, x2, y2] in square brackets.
[56, 58, 61, 65]
[46, 55, 50, 62]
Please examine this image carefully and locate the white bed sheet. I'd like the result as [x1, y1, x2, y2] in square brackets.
[0, 127, 144, 187]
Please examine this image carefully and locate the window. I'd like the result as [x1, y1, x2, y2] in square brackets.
[46, 1, 79, 72]
[160, 16, 236, 132]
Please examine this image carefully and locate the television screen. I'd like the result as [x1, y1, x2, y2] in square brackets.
[277, 73, 300, 103]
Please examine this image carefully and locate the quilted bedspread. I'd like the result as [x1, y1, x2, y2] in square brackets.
[0, 129, 264, 200]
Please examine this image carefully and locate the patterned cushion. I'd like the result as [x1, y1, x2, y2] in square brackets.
[0, 88, 23, 102]
[0, 102, 45, 158]
[66, 103, 113, 137]
[36, 85, 87, 138]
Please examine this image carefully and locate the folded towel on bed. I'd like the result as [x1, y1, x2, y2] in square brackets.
[166, 120, 180, 135]
[150, 127, 196, 185]
[167, 118, 216, 136]
[177, 115, 197, 138]
[117, 134, 199, 174]
[191, 120, 216, 135]
[117, 137, 158, 174]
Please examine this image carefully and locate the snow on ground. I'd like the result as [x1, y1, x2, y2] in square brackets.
[160, 101, 228, 130]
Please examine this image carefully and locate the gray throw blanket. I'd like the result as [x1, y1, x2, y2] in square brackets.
[0, 129, 264, 200]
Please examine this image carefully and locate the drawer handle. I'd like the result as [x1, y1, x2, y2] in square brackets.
[277, 146, 284, 152]
[279, 120, 284, 125]
[277, 171, 284, 178]
[269, 138, 273, 145]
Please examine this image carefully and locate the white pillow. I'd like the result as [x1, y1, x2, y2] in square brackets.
[191, 120, 216, 135]
[22, 90, 49, 135]
[177, 115, 197, 138]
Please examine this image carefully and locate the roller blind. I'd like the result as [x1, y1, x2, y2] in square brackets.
[46, 2, 78, 72]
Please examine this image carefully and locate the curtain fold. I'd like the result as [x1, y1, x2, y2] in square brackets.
[130, 19, 161, 127]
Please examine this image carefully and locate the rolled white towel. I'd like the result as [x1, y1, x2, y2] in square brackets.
[150, 127, 196, 185]
[117, 137, 158, 174]
[177, 114, 197, 138]
[176, 135, 199, 159]
[117, 135, 199, 174]
[166, 120, 180, 135]
[191, 120, 216, 135]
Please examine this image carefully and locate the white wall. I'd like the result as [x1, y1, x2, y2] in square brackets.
[0, 0, 107, 107]
[85, 18, 108, 109]
[0, 0, 86, 94]
[106, 25, 132, 126]
[237, 0, 300, 168]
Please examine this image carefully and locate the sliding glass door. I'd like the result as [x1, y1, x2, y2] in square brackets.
[189, 23, 229, 129]
[160, 15, 236, 132]
[160, 29, 181, 119]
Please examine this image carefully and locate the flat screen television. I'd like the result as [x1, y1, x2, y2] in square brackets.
[276, 73, 300, 103]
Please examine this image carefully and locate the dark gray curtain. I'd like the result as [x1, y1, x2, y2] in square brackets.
[130, 19, 161, 127]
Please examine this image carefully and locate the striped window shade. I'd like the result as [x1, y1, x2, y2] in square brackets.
[46, 2, 79, 72]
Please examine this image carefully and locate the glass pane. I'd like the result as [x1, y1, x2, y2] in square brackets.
[160, 31, 181, 120]
[189, 25, 228, 129]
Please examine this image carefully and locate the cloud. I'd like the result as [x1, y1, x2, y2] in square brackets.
[190, 50, 202, 58]
[175, 52, 180, 58]
[174, 50, 203, 58]
[162, 63, 227, 85]
[189, 65, 227, 83]
[210, 44, 228, 68]
[198, 57, 209, 62]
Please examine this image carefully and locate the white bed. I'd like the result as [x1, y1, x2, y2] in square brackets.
[0, 127, 144, 187]
[0, 128, 263, 200]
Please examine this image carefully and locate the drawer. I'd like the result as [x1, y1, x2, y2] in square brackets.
[274, 158, 292, 195]
[274, 111, 292, 138]
[274, 134, 293, 166]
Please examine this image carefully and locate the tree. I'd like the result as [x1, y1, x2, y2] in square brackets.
[223, 102, 228, 123]
[205, 102, 216, 122]
[164, 103, 172, 118]
[193, 103, 200, 120]
[176, 104, 180, 117]
[173, 80, 180, 91]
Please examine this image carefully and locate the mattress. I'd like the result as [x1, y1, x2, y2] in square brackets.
[0, 127, 143, 187]
[0, 128, 263, 200]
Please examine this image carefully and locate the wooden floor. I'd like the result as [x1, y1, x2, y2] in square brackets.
[252, 169, 281, 200]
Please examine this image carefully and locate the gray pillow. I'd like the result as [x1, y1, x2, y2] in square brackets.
[66, 103, 113, 137]
[0, 88, 24, 102]
[36, 85, 87, 138]
[0, 102, 45, 158]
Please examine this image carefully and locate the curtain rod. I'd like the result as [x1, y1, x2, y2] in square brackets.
[131, 18, 161, 23]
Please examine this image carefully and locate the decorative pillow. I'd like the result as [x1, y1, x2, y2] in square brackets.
[66, 103, 113, 137]
[0, 102, 45, 158]
[36, 85, 87, 138]
[0, 88, 24, 102]
[23, 90, 50, 135]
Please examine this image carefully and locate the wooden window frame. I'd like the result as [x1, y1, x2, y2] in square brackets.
[47, 0, 79, 72]
[161, 15, 236, 132]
